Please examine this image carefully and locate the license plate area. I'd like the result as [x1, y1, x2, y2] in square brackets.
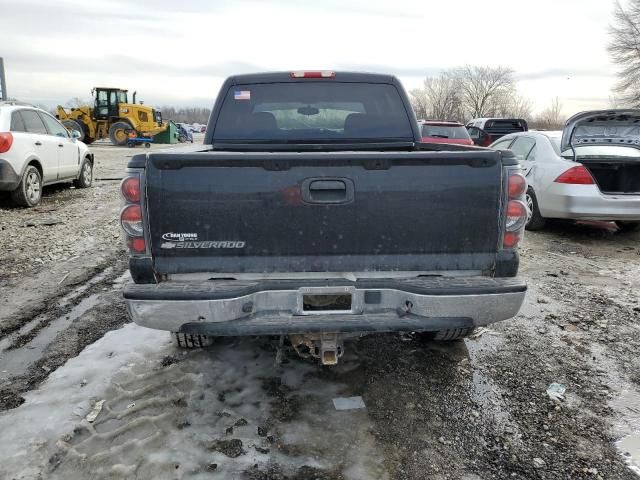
[296, 287, 360, 315]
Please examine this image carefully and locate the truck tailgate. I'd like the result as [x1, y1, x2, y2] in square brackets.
[142, 150, 504, 274]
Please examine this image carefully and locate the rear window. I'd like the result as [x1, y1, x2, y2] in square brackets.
[10, 112, 27, 132]
[484, 119, 527, 135]
[19, 110, 48, 135]
[421, 125, 470, 140]
[213, 82, 413, 142]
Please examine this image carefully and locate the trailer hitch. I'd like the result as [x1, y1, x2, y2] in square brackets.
[289, 333, 344, 365]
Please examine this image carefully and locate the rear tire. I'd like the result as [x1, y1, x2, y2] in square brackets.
[11, 165, 42, 207]
[616, 221, 640, 233]
[418, 327, 476, 342]
[172, 332, 214, 349]
[525, 187, 546, 231]
[109, 121, 132, 146]
[73, 158, 93, 188]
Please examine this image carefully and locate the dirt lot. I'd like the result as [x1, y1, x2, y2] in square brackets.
[0, 139, 639, 479]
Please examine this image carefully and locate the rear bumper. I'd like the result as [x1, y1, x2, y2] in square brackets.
[541, 184, 640, 221]
[0, 159, 20, 191]
[124, 276, 527, 336]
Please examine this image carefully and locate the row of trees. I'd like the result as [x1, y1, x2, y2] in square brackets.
[157, 106, 211, 125]
[408, 65, 566, 129]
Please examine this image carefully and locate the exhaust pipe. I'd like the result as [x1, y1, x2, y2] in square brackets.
[132, 91, 137, 104]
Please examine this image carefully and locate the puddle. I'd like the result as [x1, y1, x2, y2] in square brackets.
[589, 342, 640, 476]
[0, 270, 131, 376]
[0, 292, 102, 381]
[612, 390, 640, 476]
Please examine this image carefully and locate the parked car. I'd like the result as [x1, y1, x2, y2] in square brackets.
[121, 71, 527, 365]
[418, 120, 474, 145]
[467, 118, 528, 147]
[176, 123, 193, 143]
[489, 110, 640, 232]
[0, 102, 94, 207]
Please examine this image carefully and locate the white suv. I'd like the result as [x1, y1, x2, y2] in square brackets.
[0, 102, 94, 207]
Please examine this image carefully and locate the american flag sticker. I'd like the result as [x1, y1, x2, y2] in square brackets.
[234, 90, 251, 100]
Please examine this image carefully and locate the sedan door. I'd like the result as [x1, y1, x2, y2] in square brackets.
[508, 136, 537, 185]
[39, 112, 79, 179]
[18, 109, 59, 183]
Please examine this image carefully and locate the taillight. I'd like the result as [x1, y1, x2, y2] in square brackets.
[505, 200, 527, 231]
[120, 204, 143, 236]
[121, 176, 141, 202]
[502, 170, 527, 249]
[508, 173, 527, 197]
[0, 133, 13, 153]
[554, 165, 594, 185]
[127, 236, 146, 253]
[120, 173, 146, 254]
[290, 71, 336, 79]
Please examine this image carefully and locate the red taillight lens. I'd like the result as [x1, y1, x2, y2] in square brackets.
[0, 133, 13, 153]
[120, 204, 143, 237]
[127, 236, 146, 253]
[290, 71, 336, 79]
[554, 165, 594, 185]
[121, 176, 141, 202]
[508, 173, 527, 198]
[503, 231, 520, 248]
[505, 200, 527, 232]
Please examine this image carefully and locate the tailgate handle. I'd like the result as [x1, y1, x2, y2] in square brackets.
[302, 178, 353, 204]
[310, 180, 346, 192]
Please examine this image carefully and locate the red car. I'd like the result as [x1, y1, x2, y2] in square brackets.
[419, 120, 474, 146]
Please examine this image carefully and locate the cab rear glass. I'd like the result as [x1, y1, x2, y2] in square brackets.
[421, 125, 471, 139]
[212, 82, 413, 142]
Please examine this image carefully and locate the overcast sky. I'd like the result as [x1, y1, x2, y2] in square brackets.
[0, 0, 620, 115]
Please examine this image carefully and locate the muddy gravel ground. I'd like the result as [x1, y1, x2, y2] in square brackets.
[1, 141, 639, 479]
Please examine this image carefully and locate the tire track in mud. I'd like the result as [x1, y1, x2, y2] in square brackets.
[0, 257, 130, 412]
[42, 337, 388, 480]
[0, 251, 127, 340]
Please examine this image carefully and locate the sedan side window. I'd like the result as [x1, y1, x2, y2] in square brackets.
[491, 139, 514, 150]
[509, 137, 536, 160]
[10, 112, 27, 132]
[19, 110, 48, 135]
[39, 112, 69, 138]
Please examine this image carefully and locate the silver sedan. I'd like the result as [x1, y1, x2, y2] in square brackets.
[490, 111, 640, 232]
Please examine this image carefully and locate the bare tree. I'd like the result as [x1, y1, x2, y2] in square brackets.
[409, 87, 430, 120]
[410, 74, 464, 121]
[534, 97, 565, 130]
[451, 65, 516, 118]
[493, 93, 533, 119]
[608, 0, 640, 106]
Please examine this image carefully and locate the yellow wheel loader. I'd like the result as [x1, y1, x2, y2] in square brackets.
[56, 88, 167, 146]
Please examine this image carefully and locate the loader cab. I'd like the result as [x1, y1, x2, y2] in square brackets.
[93, 88, 128, 121]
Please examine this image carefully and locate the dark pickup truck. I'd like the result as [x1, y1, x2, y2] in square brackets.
[121, 71, 527, 365]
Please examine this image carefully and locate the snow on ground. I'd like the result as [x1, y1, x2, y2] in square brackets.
[0, 323, 388, 479]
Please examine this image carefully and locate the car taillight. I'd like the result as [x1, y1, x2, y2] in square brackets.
[0, 133, 13, 153]
[508, 173, 527, 198]
[121, 204, 143, 236]
[121, 176, 141, 202]
[502, 170, 527, 249]
[554, 165, 594, 185]
[127, 236, 146, 253]
[290, 71, 336, 79]
[120, 174, 146, 254]
[506, 200, 527, 231]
